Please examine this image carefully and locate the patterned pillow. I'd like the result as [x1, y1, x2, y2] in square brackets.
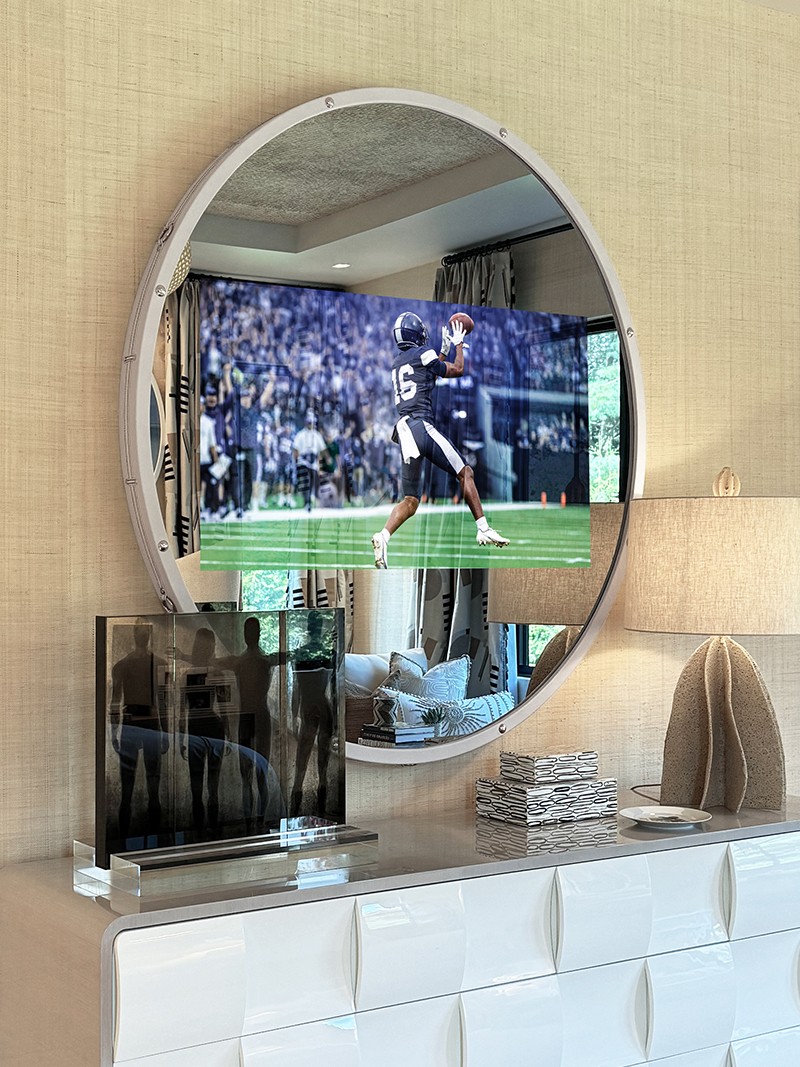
[388, 648, 428, 675]
[372, 686, 439, 726]
[437, 691, 515, 736]
[382, 665, 422, 693]
[384, 654, 471, 704]
[344, 677, 374, 699]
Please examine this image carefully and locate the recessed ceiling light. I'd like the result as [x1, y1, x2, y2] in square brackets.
[331, 262, 351, 269]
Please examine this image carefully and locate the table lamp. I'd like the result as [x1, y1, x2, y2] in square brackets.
[175, 551, 241, 607]
[488, 502, 623, 694]
[624, 470, 800, 812]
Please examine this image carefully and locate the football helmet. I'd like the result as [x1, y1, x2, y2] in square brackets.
[392, 312, 429, 350]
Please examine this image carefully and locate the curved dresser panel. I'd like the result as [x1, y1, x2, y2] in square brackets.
[3, 805, 800, 1066]
[109, 829, 800, 1067]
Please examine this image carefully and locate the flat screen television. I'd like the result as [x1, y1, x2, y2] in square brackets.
[197, 276, 589, 572]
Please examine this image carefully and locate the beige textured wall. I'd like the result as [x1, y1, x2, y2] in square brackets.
[1, 0, 799, 863]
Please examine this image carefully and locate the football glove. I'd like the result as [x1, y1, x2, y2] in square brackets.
[448, 321, 467, 347]
[440, 325, 452, 357]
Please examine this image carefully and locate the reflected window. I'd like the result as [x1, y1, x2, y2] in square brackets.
[519, 320, 623, 677]
[587, 319, 623, 505]
[242, 570, 290, 612]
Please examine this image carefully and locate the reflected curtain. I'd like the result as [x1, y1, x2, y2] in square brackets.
[163, 279, 201, 557]
[434, 249, 516, 309]
[289, 569, 354, 653]
[406, 568, 510, 698]
[405, 249, 517, 697]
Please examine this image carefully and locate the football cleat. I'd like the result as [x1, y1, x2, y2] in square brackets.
[371, 532, 388, 569]
[477, 527, 510, 548]
[393, 312, 429, 350]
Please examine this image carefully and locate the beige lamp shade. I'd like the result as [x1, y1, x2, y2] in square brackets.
[624, 492, 799, 812]
[624, 497, 800, 636]
[175, 551, 241, 606]
[487, 502, 623, 625]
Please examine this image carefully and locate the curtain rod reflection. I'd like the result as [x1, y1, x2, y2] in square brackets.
[441, 222, 573, 266]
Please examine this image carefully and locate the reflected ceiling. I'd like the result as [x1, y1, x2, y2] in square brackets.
[193, 104, 569, 286]
[208, 104, 506, 224]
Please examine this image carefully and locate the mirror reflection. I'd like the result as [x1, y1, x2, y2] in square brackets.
[150, 378, 165, 477]
[149, 101, 629, 755]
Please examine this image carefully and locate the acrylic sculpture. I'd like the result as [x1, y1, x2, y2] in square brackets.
[95, 609, 344, 867]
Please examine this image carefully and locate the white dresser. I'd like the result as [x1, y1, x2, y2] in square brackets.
[2, 801, 800, 1066]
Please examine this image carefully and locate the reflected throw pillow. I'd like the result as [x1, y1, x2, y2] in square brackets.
[437, 691, 515, 736]
[372, 686, 439, 726]
[384, 654, 471, 704]
[344, 677, 374, 699]
[388, 648, 428, 675]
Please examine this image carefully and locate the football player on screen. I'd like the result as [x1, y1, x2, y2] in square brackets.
[371, 312, 509, 569]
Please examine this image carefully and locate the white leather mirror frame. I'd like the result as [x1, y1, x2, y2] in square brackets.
[120, 87, 646, 764]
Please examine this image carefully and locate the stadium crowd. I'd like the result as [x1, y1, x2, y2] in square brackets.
[197, 277, 586, 518]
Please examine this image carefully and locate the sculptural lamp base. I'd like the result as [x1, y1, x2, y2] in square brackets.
[525, 626, 582, 697]
[660, 636, 785, 813]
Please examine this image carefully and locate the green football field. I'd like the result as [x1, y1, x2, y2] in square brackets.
[200, 503, 590, 571]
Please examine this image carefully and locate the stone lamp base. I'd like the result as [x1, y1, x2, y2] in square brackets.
[661, 635, 785, 813]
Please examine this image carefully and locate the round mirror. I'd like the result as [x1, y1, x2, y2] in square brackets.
[121, 88, 645, 764]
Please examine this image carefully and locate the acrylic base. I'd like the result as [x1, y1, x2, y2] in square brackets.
[74, 820, 378, 903]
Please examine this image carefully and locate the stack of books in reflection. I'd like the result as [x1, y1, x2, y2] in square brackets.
[475, 750, 617, 826]
[357, 723, 436, 748]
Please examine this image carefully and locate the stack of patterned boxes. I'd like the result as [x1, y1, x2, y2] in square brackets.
[476, 750, 617, 826]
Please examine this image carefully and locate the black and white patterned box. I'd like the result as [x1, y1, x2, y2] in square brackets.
[499, 750, 599, 785]
[475, 776, 618, 826]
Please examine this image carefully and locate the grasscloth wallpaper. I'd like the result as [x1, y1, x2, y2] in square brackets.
[1, 0, 798, 863]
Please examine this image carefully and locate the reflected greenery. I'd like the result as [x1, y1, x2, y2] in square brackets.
[587, 328, 621, 503]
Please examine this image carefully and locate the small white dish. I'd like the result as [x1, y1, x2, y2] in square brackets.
[619, 805, 712, 829]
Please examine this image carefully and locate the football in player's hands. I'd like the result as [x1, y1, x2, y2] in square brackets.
[449, 312, 475, 334]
